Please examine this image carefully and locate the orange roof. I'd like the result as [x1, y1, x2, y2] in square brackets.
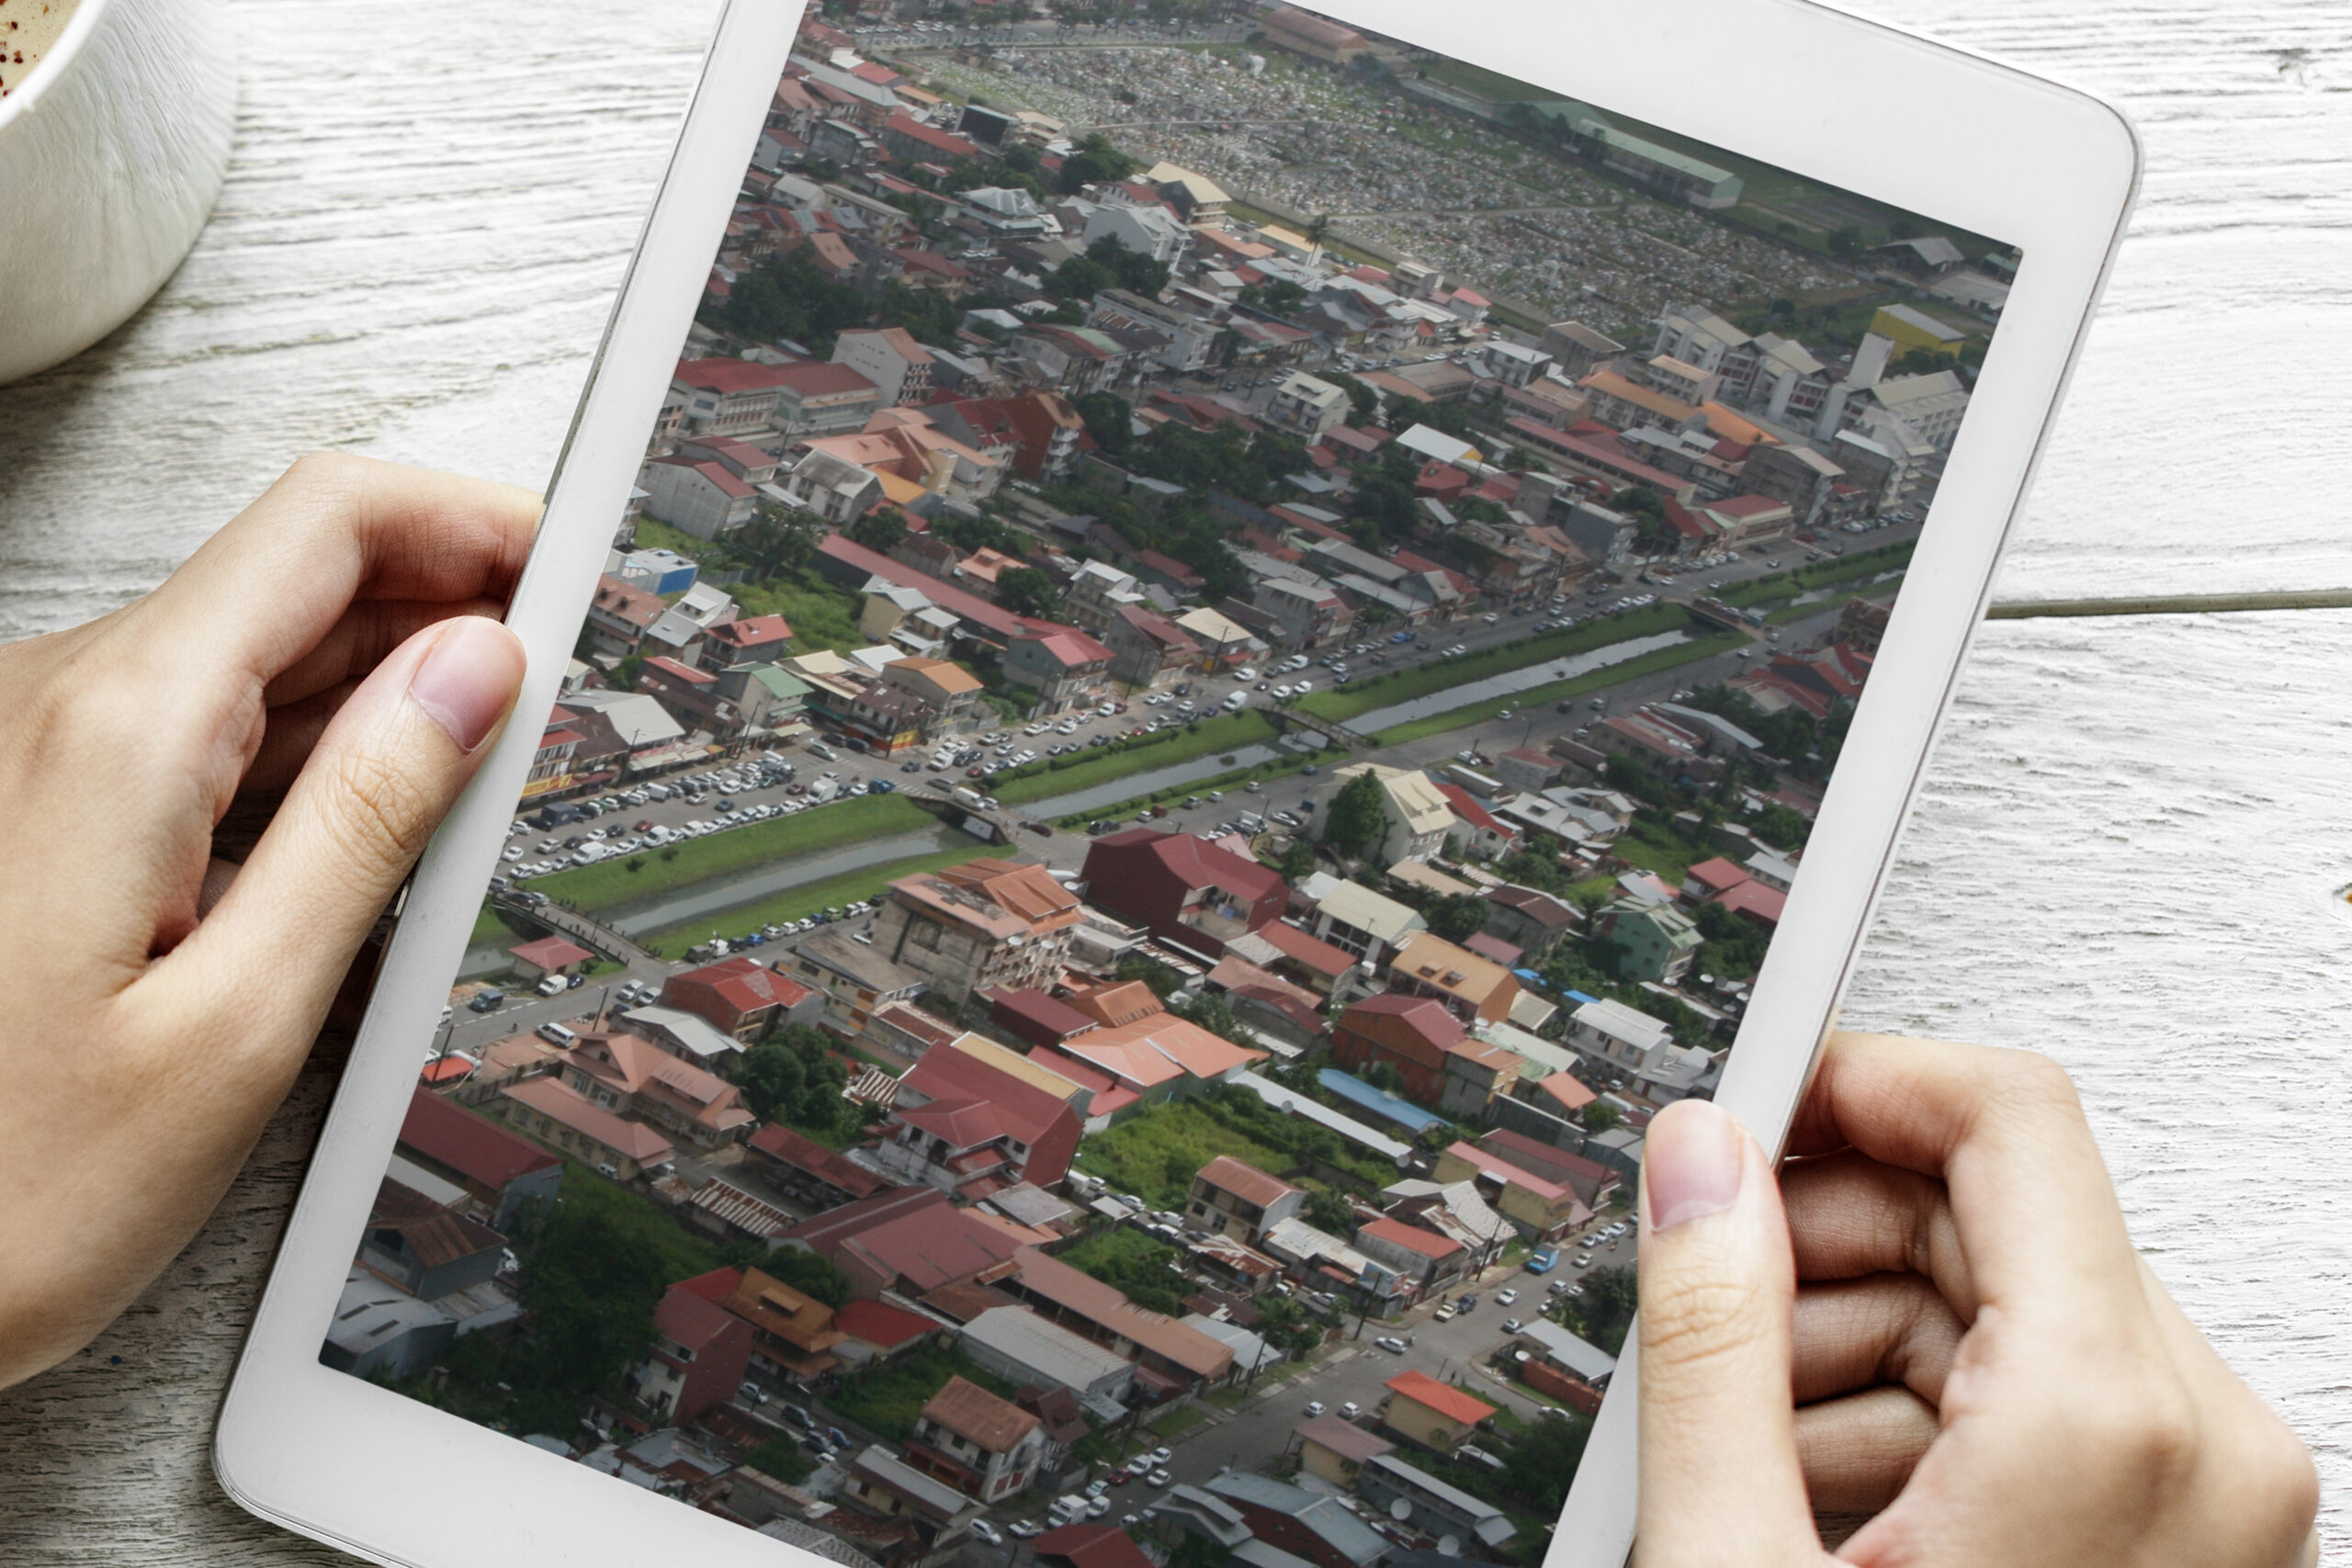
[1385, 1369, 1497, 1427]
[1063, 979, 1164, 1028]
[1057, 1016, 1266, 1090]
[921, 1376, 1040, 1454]
[1195, 1155, 1300, 1210]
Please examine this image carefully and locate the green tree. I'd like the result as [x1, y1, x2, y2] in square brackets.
[1045, 252, 1117, 302]
[848, 507, 910, 554]
[1085, 235, 1170, 299]
[1056, 131, 1138, 193]
[1425, 893, 1489, 944]
[1498, 1406, 1591, 1516]
[1116, 954, 1183, 998]
[997, 566, 1061, 619]
[1304, 1188, 1355, 1233]
[761, 1245, 854, 1309]
[735, 1026, 854, 1141]
[745, 1437, 817, 1485]
[469, 1199, 677, 1434]
[1614, 485, 1682, 557]
[1252, 1294, 1323, 1357]
[1237, 277, 1307, 318]
[1170, 987, 1240, 1041]
[1073, 390, 1134, 458]
[739, 502, 819, 579]
[1321, 770, 1387, 861]
[1562, 1263, 1637, 1355]
[1272, 837, 1317, 882]
[1302, 211, 1334, 248]
[1827, 226, 1863, 258]
[1578, 1100, 1623, 1134]
[1323, 369, 1379, 426]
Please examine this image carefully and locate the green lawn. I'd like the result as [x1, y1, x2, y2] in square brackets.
[629, 519, 869, 653]
[1365, 633, 1746, 747]
[1298, 606, 1688, 726]
[636, 843, 1014, 960]
[1609, 817, 1709, 885]
[522, 793, 934, 915]
[1073, 1103, 1297, 1209]
[991, 711, 1278, 805]
[825, 1344, 1016, 1443]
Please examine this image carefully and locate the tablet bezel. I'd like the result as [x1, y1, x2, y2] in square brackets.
[214, 2, 2140, 1564]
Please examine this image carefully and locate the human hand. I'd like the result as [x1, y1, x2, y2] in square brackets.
[1634, 1032, 2318, 1566]
[0, 455, 535, 1389]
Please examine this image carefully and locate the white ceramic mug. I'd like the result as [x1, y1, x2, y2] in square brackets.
[0, 0, 235, 385]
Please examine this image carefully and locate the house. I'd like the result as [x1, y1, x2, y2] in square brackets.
[835, 1297, 942, 1366]
[1325, 764, 1456, 864]
[391, 1089, 562, 1228]
[1434, 784, 1521, 859]
[838, 1446, 984, 1563]
[630, 1280, 753, 1425]
[1264, 372, 1351, 439]
[1001, 1247, 1235, 1396]
[904, 1376, 1048, 1504]
[661, 954, 822, 1042]
[1378, 1369, 1496, 1455]
[1510, 1316, 1617, 1413]
[1003, 627, 1115, 717]
[357, 1176, 506, 1303]
[1202, 1472, 1389, 1568]
[639, 457, 760, 540]
[1384, 933, 1522, 1027]
[496, 1076, 677, 1180]
[1081, 199, 1192, 267]
[1353, 1216, 1468, 1300]
[1078, 829, 1288, 961]
[1597, 898, 1703, 984]
[870, 859, 1084, 1008]
[1050, 1015, 1267, 1111]
[1474, 1129, 1619, 1210]
[1379, 1177, 1513, 1271]
[1186, 1156, 1305, 1246]
[880, 656, 983, 732]
[956, 1305, 1137, 1411]
[1564, 998, 1678, 1077]
[617, 1004, 750, 1074]
[1288, 1413, 1395, 1489]
[671, 355, 805, 437]
[1430, 1141, 1589, 1240]
[508, 935, 594, 981]
[1300, 876, 1426, 971]
[871, 1043, 1084, 1197]
[786, 929, 928, 1034]
[554, 1030, 755, 1152]
[584, 574, 666, 655]
[1035, 1521, 1156, 1568]
[697, 614, 795, 672]
[1358, 1453, 1517, 1554]
[1102, 605, 1202, 690]
[833, 326, 935, 407]
[746, 1122, 888, 1210]
[779, 1186, 1030, 1299]
[1480, 885, 1579, 961]
[1330, 994, 1521, 1122]
[320, 1270, 456, 1382]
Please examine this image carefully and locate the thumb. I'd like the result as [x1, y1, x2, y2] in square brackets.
[1634, 1100, 1817, 1566]
[177, 614, 526, 1046]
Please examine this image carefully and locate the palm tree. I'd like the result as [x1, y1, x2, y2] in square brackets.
[1303, 211, 1335, 250]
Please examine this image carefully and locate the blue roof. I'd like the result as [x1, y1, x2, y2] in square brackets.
[1565, 990, 1604, 1007]
[1512, 968, 1544, 984]
[1317, 1068, 1450, 1133]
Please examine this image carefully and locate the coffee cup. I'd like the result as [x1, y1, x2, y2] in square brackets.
[0, 0, 236, 385]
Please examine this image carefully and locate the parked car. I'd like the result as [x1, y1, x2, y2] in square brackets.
[1376, 1336, 1409, 1354]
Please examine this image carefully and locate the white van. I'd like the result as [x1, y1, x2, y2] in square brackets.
[1050, 1495, 1088, 1526]
[534, 973, 569, 998]
[536, 1021, 577, 1047]
[1223, 691, 1249, 712]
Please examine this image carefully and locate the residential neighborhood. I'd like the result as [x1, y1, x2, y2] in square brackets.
[330, 3, 2016, 1562]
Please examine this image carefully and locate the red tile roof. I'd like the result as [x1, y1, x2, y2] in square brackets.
[1713, 879, 1787, 925]
[1359, 1216, 1465, 1260]
[1434, 784, 1514, 838]
[655, 1280, 741, 1354]
[509, 935, 594, 969]
[674, 356, 807, 395]
[747, 1122, 886, 1198]
[1384, 1369, 1497, 1426]
[396, 1089, 559, 1191]
[836, 1297, 938, 1350]
[1035, 1521, 1155, 1568]
[1255, 920, 1359, 977]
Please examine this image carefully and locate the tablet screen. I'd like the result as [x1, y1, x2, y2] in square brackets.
[322, 7, 2016, 1557]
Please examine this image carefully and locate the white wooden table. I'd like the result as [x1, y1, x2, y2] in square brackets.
[5, 1, 2350, 1559]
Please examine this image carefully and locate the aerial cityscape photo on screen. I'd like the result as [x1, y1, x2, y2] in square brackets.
[322, 3, 2017, 1560]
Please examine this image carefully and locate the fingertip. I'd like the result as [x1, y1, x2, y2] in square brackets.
[406, 616, 526, 754]
[1643, 1099, 1750, 1235]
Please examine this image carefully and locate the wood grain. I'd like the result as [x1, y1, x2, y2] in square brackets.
[4, 1, 2350, 1561]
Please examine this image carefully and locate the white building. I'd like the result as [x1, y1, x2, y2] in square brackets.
[1264, 372, 1351, 439]
[1564, 998, 1676, 1076]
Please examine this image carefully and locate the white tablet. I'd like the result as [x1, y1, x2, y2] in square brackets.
[217, 2, 2136, 1564]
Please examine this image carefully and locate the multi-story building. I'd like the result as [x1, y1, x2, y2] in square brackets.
[832, 326, 934, 407]
[1324, 764, 1457, 864]
[1384, 933, 1523, 1027]
[630, 1280, 753, 1426]
[786, 929, 928, 1035]
[904, 1376, 1049, 1504]
[1185, 1156, 1304, 1246]
[671, 356, 803, 437]
[869, 859, 1084, 1007]
[1079, 829, 1288, 961]
[1330, 994, 1522, 1121]
[1003, 627, 1114, 718]
[1597, 897, 1703, 983]
[638, 456, 761, 540]
[770, 359, 884, 434]
[870, 1042, 1083, 1195]
[1263, 371, 1351, 439]
[554, 1030, 756, 1153]
[660, 955, 820, 1042]
[1564, 997, 1677, 1076]
[1084, 288, 1221, 374]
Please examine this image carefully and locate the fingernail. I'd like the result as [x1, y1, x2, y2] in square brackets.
[1644, 1100, 1747, 1232]
[409, 617, 514, 752]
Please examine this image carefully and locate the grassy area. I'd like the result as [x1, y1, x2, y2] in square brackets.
[825, 1344, 1017, 1443]
[637, 843, 1013, 960]
[990, 711, 1278, 806]
[1073, 1103, 1295, 1209]
[1365, 634, 1746, 748]
[630, 519, 868, 653]
[522, 794, 934, 915]
[1720, 541, 1916, 609]
[1609, 817, 1708, 885]
[1298, 606, 1687, 726]
[1049, 745, 1340, 832]
[1150, 1404, 1210, 1437]
[472, 902, 531, 947]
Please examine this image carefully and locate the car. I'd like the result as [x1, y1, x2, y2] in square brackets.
[1432, 1304, 1457, 1322]
[1232, 667, 1257, 682]
[1087, 1495, 1113, 1518]
[1459, 1292, 1478, 1309]
[1376, 1336, 1409, 1354]
[1482, 612, 1499, 624]
[1148, 1447, 1172, 1467]
[1496, 1289, 1519, 1305]
[1575, 1252, 1594, 1268]
[1148, 1471, 1172, 1488]
[1007, 1521, 1044, 1539]
[969, 1521, 1003, 1546]
[738, 1381, 766, 1404]
[1126, 1455, 1154, 1476]
[1504, 1317, 1523, 1333]
[1303, 1400, 1326, 1417]
[1339, 1402, 1363, 1420]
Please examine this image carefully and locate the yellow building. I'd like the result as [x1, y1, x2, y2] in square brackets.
[1292, 1412, 1396, 1485]
[1871, 303, 1968, 359]
[1379, 1370, 1497, 1454]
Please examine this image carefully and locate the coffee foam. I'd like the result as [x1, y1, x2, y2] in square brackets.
[1, 0, 81, 98]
